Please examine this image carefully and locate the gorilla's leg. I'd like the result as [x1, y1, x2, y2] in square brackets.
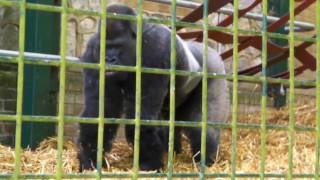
[103, 124, 119, 152]
[176, 77, 228, 166]
[102, 80, 124, 152]
[173, 127, 182, 154]
[175, 85, 217, 166]
[79, 79, 122, 171]
[125, 125, 165, 170]
[124, 74, 169, 170]
[79, 121, 120, 171]
[161, 109, 182, 154]
[79, 122, 98, 171]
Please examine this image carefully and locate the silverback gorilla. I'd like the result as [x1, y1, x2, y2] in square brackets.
[78, 4, 229, 171]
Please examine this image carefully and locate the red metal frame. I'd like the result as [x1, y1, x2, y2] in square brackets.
[178, 0, 316, 80]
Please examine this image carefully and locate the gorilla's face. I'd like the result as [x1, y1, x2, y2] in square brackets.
[92, 19, 137, 77]
[105, 22, 136, 67]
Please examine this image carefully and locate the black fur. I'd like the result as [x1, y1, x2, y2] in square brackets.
[78, 4, 229, 171]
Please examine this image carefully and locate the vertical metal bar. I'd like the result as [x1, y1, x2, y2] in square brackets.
[96, 0, 108, 179]
[56, 0, 68, 179]
[260, 0, 268, 179]
[288, 0, 295, 179]
[200, 0, 209, 179]
[231, 0, 239, 179]
[167, 0, 177, 178]
[133, 0, 144, 179]
[315, 0, 320, 179]
[13, 0, 26, 179]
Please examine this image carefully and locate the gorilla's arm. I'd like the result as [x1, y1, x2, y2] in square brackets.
[78, 34, 123, 171]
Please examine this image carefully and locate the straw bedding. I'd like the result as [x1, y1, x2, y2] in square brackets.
[0, 101, 317, 178]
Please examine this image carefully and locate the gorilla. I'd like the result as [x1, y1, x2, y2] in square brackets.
[78, 4, 229, 171]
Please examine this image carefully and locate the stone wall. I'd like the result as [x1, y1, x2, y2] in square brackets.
[0, 6, 19, 145]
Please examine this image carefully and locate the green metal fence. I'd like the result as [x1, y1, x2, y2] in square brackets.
[0, 0, 319, 179]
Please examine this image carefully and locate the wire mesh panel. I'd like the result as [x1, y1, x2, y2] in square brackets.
[0, 0, 319, 179]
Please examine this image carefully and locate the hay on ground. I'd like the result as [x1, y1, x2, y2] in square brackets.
[0, 102, 317, 178]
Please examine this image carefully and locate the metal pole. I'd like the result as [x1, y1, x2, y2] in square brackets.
[0, 49, 79, 61]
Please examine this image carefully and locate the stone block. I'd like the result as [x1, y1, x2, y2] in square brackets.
[4, 100, 16, 112]
[75, 93, 84, 104]
[0, 100, 4, 112]
[0, 88, 17, 99]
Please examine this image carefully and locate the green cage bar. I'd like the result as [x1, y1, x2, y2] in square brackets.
[2, 172, 320, 179]
[166, 0, 177, 179]
[55, 0, 68, 179]
[13, 0, 26, 179]
[0, 0, 318, 179]
[0, 48, 316, 87]
[200, 0, 209, 179]
[260, 0, 268, 179]
[316, 0, 320, 179]
[95, 0, 108, 179]
[0, 114, 317, 132]
[231, 0, 239, 179]
[132, 0, 144, 179]
[288, 0, 296, 179]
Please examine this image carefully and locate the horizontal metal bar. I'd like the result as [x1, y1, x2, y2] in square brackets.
[0, 50, 78, 61]
[148, 0, 200, 9]
[0, 50, 316, 87]
[0, 172, 319, 179]
[146, 0, 315, 31]
[0, 114, 315, 132]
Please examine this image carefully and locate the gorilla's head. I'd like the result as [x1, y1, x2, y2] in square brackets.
[92, 4, 137, 76]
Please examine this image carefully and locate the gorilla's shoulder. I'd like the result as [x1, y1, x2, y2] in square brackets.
[140, 24, 171, 67]
[142, 24, 171, 52]
[143, 24, 171, 41]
